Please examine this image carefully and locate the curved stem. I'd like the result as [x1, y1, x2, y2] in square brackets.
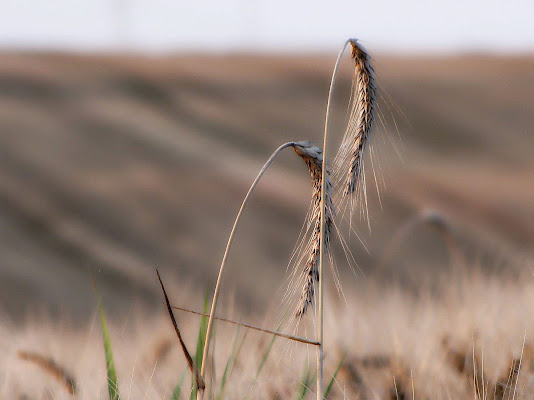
[199, 141, 296, 396]
[317, 40, 350, 400]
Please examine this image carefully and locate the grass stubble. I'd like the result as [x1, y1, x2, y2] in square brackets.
[9, 269, 534, 399]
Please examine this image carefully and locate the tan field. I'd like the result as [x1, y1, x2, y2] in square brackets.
[0, 52, 533, 399]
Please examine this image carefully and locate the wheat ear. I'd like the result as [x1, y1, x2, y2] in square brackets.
[340, 39, 376, 196]
[292, 141, 334, 317]
[199, 141, 297, 398]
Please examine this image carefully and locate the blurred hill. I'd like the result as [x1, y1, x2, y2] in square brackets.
[0, 52, 533, 320]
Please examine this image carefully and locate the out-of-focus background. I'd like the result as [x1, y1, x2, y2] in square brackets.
[0, 0, 533, 322]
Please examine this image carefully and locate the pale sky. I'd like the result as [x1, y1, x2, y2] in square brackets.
[1, 0, 533, 53]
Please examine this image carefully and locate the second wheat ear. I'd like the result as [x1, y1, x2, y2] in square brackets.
[292, 141, 334, 318]
[197, 141, 334, 396]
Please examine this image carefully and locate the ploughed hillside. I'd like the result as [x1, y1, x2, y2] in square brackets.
[0, 52, 533, 320]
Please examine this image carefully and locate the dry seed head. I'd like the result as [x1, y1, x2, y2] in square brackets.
[292, 141, 334, 317]
[335, 39, 376, 197]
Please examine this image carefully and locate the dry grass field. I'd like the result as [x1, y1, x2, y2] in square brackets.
[0, 51, 533, 399]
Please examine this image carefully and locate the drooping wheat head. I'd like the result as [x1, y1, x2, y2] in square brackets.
[292, 141, 334, 317]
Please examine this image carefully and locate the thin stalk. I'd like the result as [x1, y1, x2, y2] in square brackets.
[171, 305, 320, 346]
[317, 40, 350, 400]
[199, 141, 297, 398]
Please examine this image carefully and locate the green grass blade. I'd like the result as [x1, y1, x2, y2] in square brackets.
[170, 371, 186, 400]
[196, 289, 210, 368]
[256, 319, 283, 378]
[96, 295, 120, 400]
[208, 324, 217, 400]
[217, 327, 241, 399]
[256, 334, 276, 378]
[296, 368, 308, 400]
[190, 289, 210, 400]
[296, 366, 314, 400]
[323, 352, 347, 399]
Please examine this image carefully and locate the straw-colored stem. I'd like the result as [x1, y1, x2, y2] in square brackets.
[171, 305, 320, 346]
[199, 141, 297, 398]
[317, 40, 350, 400]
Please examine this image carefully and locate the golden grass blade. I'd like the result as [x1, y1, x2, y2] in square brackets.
[18, 350, 76, 395]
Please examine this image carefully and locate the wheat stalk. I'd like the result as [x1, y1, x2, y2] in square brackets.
[199, 141, 297, 399]
[170, 304, 320, 345]
[316, 39, 352, 400]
